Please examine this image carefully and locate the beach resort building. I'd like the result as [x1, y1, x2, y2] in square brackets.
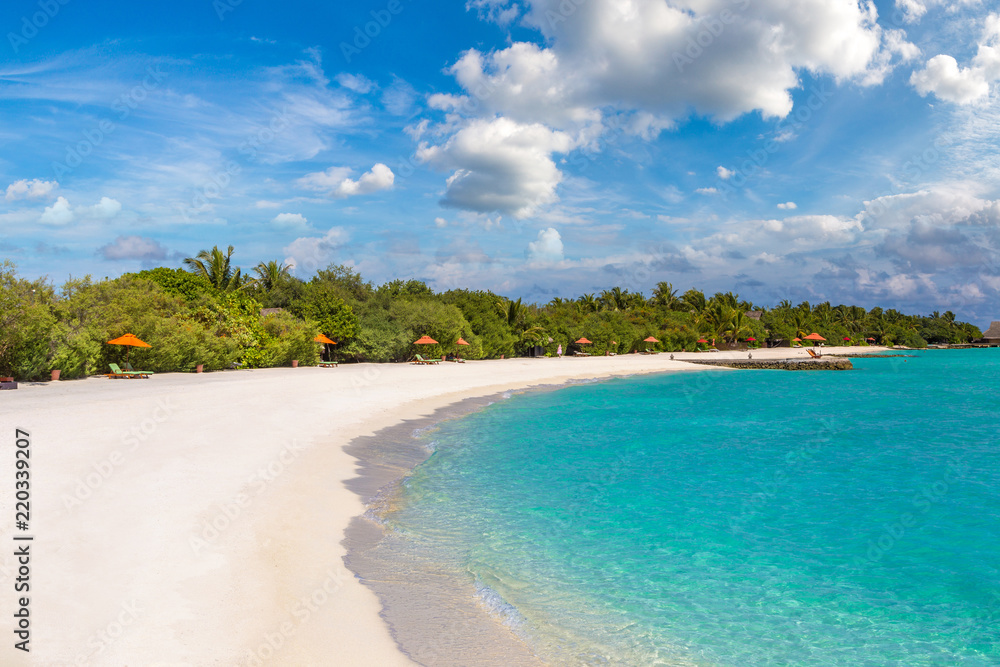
[980, 321, 1000, 346]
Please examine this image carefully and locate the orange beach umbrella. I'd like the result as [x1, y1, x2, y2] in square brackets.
[575, 337, 592, 344]
[644, 336, 660, 343]
[456, 338, 469, 346]
[314, 333, 337, 360]
[414, 335, 438, 345]
[803, 333, 826, 341]
[107, 333, 151, 364]
[696, 338, 708, 343]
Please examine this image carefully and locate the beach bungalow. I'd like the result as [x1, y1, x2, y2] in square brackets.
[978, 321, 1000, 346]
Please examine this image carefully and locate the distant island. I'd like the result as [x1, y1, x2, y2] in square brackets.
[0, 246, 989, 380]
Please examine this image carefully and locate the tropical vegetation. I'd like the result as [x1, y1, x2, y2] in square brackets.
[0, 250, 985, 380]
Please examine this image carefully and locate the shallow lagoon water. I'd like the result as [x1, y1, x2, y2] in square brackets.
[377, 350, 1000, 665]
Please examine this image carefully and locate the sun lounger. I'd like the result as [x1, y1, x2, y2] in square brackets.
[107, 363, 149, 379]
[318, 361, 338, 368]
[806, 348, 821, 358]
[413, 354, 440, 365]
[123, 362, 154, 375]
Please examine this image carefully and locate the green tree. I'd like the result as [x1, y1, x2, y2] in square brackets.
[253, 260, 292, 291]
[132, 267, 214, 301]
[292, 283, 360, 344]
[183, 245, 245, 291]
[0, 261, 57, 379]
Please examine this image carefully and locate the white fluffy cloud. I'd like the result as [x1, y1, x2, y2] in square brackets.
[297, 164, 394, 198]
[83, 196, 122, 219]
[527, 227, 565, 263]
[272, 212, 309, 228]
[717, 166, 733, 180]
[283, 226, 350, 273]
[894, 0, 982, 24]
[778, 202, 798, 209]
[39, 196, 74, 225]
[422, 0, 916, 219]
[336, 73, 375, 94]
[911, 55, 990, 103]
[910, 13, 1000, 104]
[99, 235, 168, 261]
[6, 178, 57, 201]
[37, 195, 120, 225]
[418, 117, 576, 218]
[444, 0, 910, 130]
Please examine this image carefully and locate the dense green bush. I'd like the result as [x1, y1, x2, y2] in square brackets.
[0, 254, 986, 379]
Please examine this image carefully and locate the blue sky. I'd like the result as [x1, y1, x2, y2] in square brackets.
[2, 0, 1000, 325]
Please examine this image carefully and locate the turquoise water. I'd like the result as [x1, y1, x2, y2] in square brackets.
[387, 351, 1000, 665]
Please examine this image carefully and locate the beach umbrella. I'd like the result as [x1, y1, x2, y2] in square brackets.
[575, 337, 592, 344]
[414, 335, 439, 359]
[107, 333, 151, 365]
[455, 337, 470, 359]
[314, 333, 337, 360]
[866, 337, 876, 342]
[843, 337, 851, 341]
[746, 337, 756, 342]
[644, 336, 659, 343]
[804, 332, 826, 347]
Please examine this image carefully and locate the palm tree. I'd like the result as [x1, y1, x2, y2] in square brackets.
[682, 289, 707, 314]
[253, 260, 291, 291]
[599, 287, 631, 312]
[650, 281, 680, 310]
[577, 293, 599, 313]
[496, 297, 544, 350]
[184, 245, 244, 291]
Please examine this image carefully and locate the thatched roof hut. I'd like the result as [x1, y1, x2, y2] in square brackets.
[983, 321, 1000, 342]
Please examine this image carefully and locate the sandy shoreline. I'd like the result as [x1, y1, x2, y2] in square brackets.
[0, 347, 879, 665]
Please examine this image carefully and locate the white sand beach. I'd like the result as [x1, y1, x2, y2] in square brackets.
[0, 347, 876, 666]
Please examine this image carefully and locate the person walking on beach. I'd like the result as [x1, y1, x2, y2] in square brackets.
[557, 344, 562, 358]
